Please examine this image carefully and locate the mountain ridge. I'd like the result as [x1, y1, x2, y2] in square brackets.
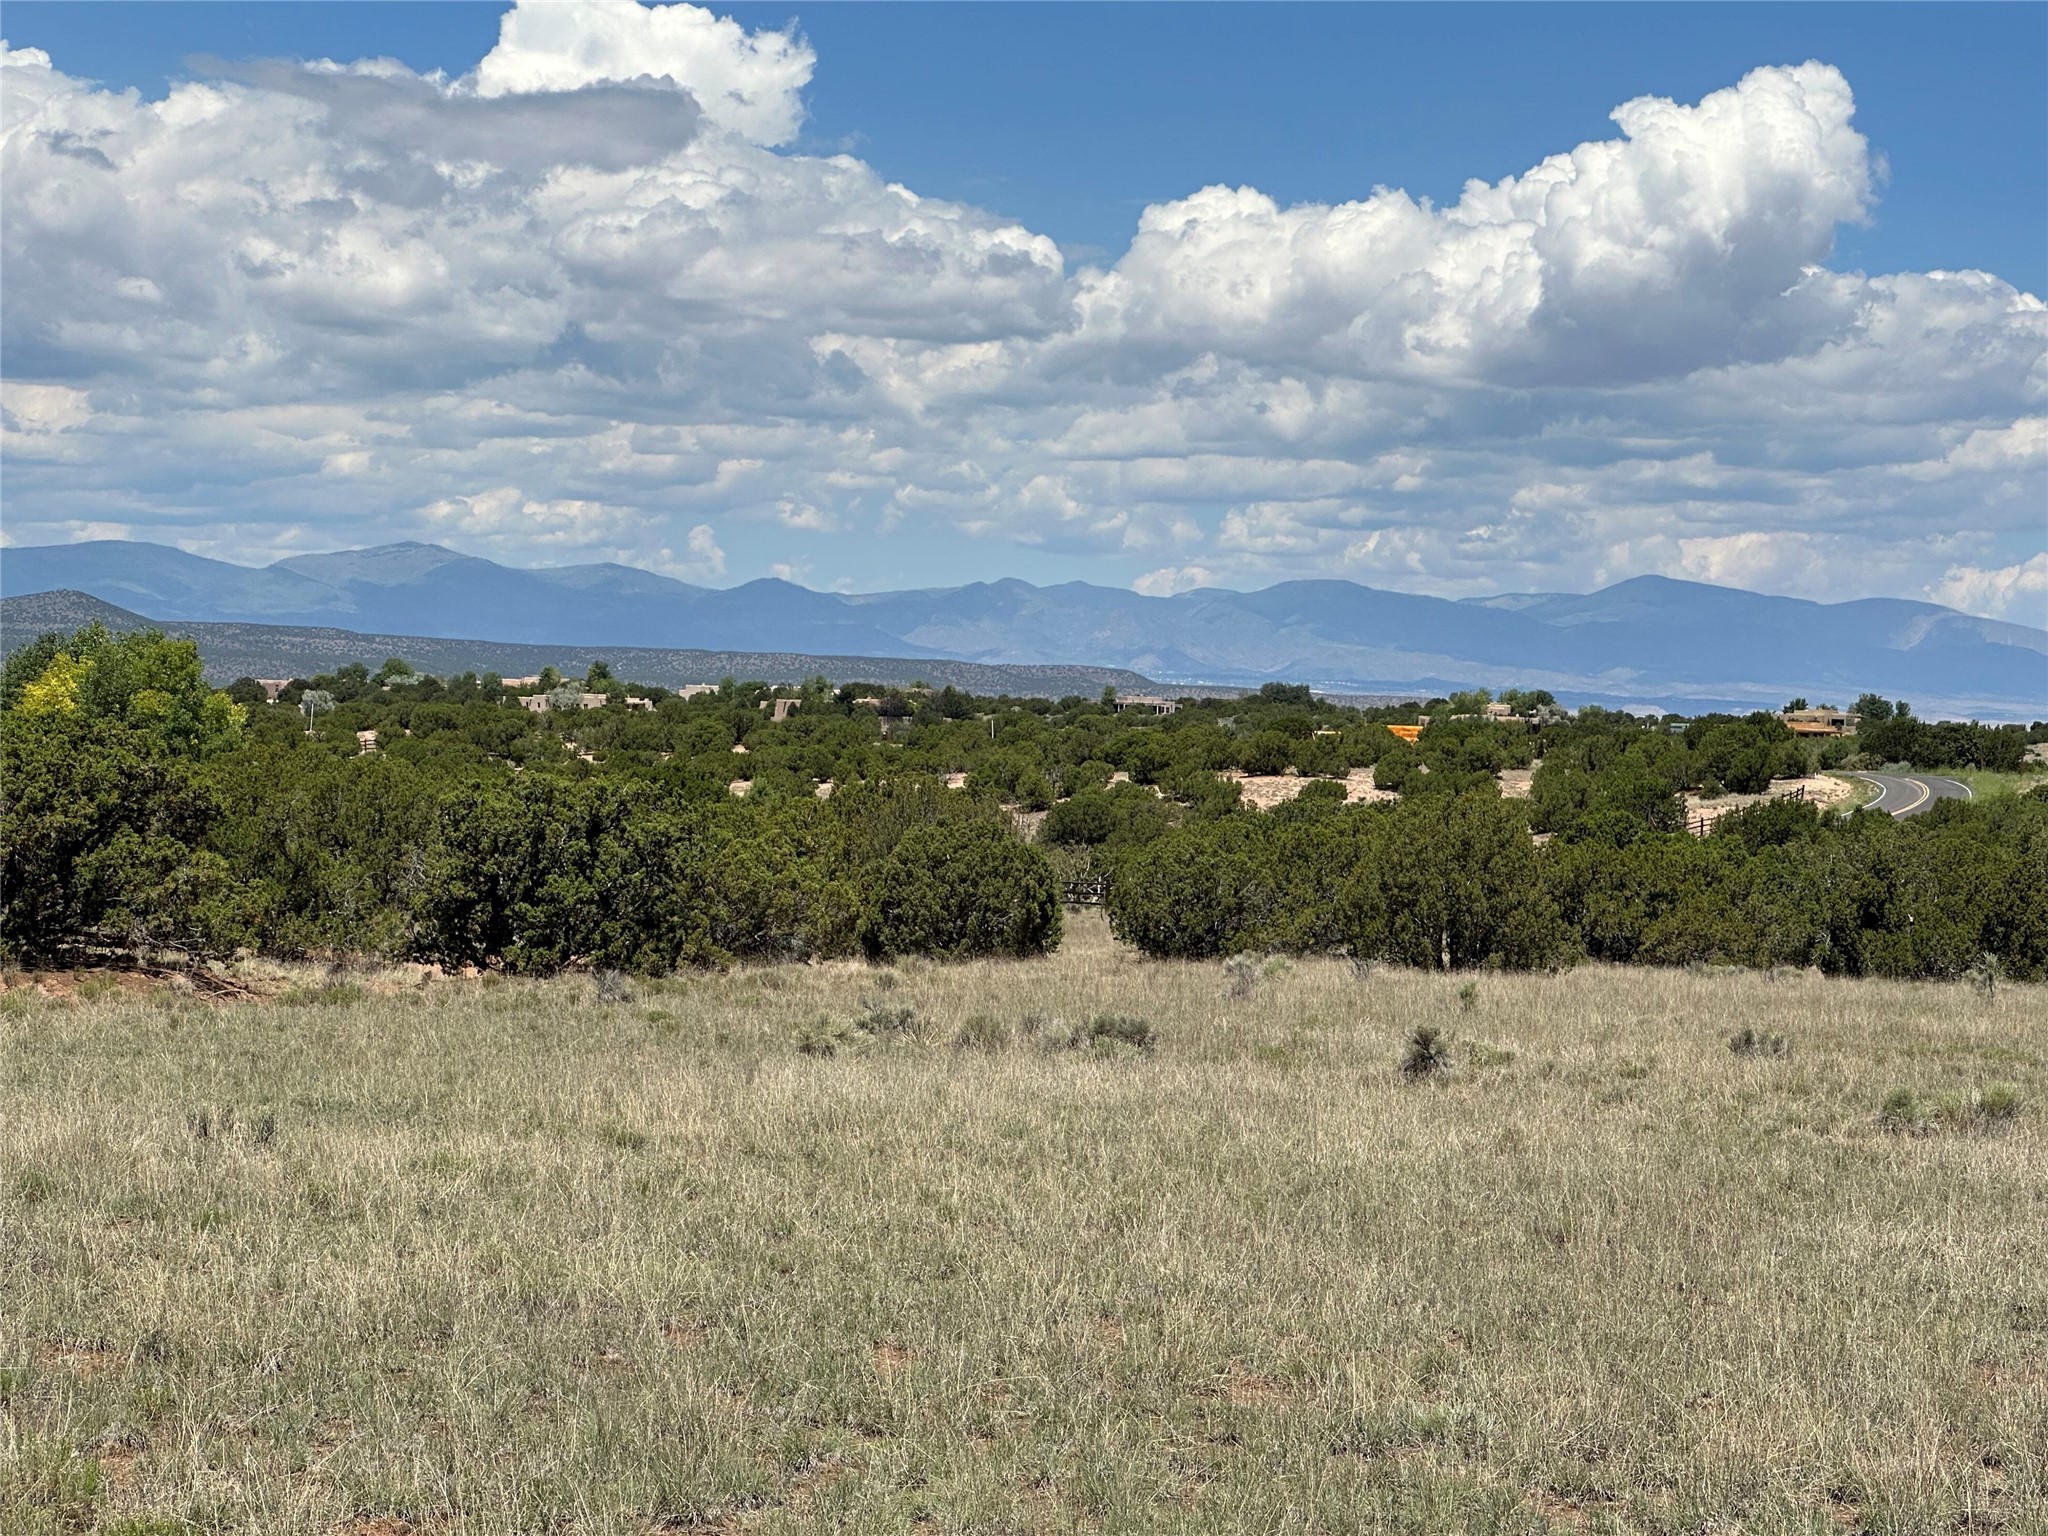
[4, 540, 2042, 717]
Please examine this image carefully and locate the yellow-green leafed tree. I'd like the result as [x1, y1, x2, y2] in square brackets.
[1, 625, 243, 960]
[0, 622, 244, 757]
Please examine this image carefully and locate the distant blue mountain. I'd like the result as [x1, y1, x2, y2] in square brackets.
[4, 540, 2043, 717]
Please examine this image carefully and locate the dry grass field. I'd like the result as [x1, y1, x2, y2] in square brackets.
[4, 914, 2045, 1535]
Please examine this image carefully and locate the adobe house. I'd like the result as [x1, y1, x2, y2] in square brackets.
[1781, 707, 1860, 737]
[1112, 694, 1178, 716]
[519, 691, 608, 713]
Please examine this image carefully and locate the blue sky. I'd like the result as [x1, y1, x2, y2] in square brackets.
[3, 3, 2044, 619]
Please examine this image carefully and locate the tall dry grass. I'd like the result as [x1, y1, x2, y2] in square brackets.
[3, 913, 2043, 1534]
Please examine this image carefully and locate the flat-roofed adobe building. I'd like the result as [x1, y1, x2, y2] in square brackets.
[1112, 694, 1178, 716]
[1781, 707, 1861, 737]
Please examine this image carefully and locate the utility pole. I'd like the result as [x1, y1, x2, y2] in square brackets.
[300, 689, 334, 735]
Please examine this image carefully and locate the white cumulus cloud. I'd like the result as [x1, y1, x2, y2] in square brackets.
[0, 13, 2041, 617]
[474, 0, 813, 145]
[1929, 554, 2048, 625]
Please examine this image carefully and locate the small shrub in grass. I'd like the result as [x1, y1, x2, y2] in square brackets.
[76, 975, 123, 1002]
[1967, 953, 2001, 998]
[1942, 1084, 2023, 1132]
[1976, 1084, 2023, 1125]
[1879, 1088, 1923, 1134]
[1457, 982, 1478, 1013]
[1402, 1025, 1450, 1080]
[1222, 954, 1260, 1001]
[854, 1005, 919, 1038]
[796, 1015, 861, 1057]
[1049, 1014, 1156, 1055]
[14, 1167, 55, 1206]
[1728, 1026, 1790, 1058]
[11, 1439, 103, 1526]
[593, 968, 631, 1004]
[953, 1014, 1010, 1052]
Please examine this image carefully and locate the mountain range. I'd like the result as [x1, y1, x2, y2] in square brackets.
[4, 540, 2043, 717]
[0, 588, 1165, 701]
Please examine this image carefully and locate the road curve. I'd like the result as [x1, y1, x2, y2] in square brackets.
[1844, 771, 1974, 818]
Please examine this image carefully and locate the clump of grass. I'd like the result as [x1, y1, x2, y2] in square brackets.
[796, 1005, 924, 1057]
[188, 1107, 238, 1141]
[1049, 1014, 1155, 1055]
[75, 975, 124, 1003]
[13, 1167, 56, 1207]
[952, 1014, 1010, 1052]
[795, 1015, 859, 1057]
[1728, 1025, 1790, 1058]
[1222, 954, 1261, 1000]
[1878, 1087, 1924, 1134]
[1402, 1025, 1451, 1080]
[854, 1005, 919, 1037]
[1975, 1084, 2023, 1125]
[277, 982, 366, 1008]
[1331, 1401, 1493, 1460]
[10, 1439, 103, 1527]
[1880, 1085, 2021, 1135]
[593, 969, 631, 1005]
[1967, 954, 2001, 998]
[596, 1122, 650, 1152]
[1457, 981, 1479, 1013]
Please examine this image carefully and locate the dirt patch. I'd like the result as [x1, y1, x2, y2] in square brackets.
[872, 1340, 913, 1379]
[1092, 1316, 1126, 1346]
[788, 1455, 852, 1505]
[1221, 767, 1394, 810]
[1683, 774, 1855, 834]
[1207, 1363, 1292, 1406]
[662, 1317, 707, 1349]
[1974, 1354, 2048, 1390]
[39, 1339, 122, 1376]
[1498, 768, 1535, 799]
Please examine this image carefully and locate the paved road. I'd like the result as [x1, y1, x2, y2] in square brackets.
[1845, 771, 1974, 817]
